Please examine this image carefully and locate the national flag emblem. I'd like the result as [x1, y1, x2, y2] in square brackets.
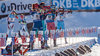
[38, 34, 42, 41]
[33, 34, 36, 42]
[68, 30, 72, 36]
[91, 28, 93, 33]
[95, 28, 97, 32]
[21, 36, 26, 43]
[60, 31, 64, 37]
[15, 36, 18, 44]
[76, 30, 79, 35]
[82, 29, 85, 34]
[86, 29, 89, 34]
[0, 38, 6, 47]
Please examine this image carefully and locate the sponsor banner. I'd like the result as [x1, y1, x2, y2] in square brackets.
[0, 0, 38, 15]
[52, 0, 100, 10]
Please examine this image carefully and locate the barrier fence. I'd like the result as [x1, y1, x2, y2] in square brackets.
[0, 26, 98, 56]
[25, 39, 96, 56]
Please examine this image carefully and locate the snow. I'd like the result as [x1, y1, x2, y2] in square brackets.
[24, 37, 96, 56]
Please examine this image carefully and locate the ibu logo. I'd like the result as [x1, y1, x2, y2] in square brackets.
[1, 3, 6, 13]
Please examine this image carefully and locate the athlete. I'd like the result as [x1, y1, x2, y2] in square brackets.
[7, 10, 18, 37]
[19, 14, 27, 32]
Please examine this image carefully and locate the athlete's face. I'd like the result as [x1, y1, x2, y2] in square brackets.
[36, 15, 40, 19]
[48, 16, 52, 20]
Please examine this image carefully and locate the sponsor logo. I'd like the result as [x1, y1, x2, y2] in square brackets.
[1, 2, 32, 13]
[1, 3, 6, 13]
[53, 0, 100, 9]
